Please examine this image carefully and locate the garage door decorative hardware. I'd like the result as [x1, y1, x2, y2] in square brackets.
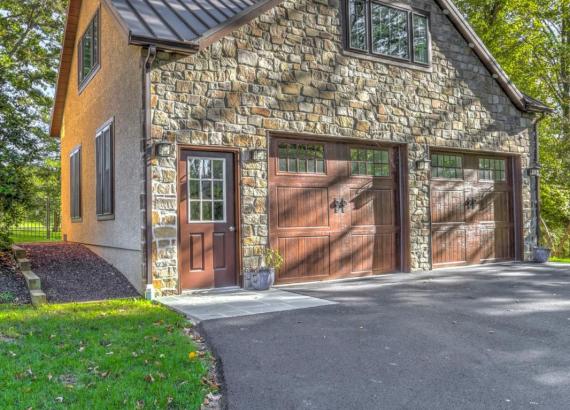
[333, 198, 348, 213]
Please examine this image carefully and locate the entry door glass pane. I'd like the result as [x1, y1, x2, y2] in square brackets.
[188, 158, 226, 222]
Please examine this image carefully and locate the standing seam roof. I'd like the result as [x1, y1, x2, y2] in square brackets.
[110, 0, 261, 45]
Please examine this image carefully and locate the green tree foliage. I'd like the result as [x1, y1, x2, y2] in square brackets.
[0, 0, 67, 248]
[455, 0, 570, 255]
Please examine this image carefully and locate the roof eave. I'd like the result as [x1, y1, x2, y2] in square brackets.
[129, 34, 200, 54]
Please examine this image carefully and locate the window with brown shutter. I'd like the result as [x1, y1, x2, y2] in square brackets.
[96, 119, 114, 219]
[70, 147, 82, 221]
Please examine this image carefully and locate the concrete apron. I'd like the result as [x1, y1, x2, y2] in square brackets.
[157, 288, 337, 322]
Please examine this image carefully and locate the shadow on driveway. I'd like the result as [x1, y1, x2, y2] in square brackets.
[201, 263, 570, 410]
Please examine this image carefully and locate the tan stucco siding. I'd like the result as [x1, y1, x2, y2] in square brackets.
[60, 1, 144, 291]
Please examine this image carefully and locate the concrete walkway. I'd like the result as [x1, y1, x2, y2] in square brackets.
[158, 288, 336, 321]
[200, 263, 570, 410]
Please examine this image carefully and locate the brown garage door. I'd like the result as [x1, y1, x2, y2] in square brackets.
[430, 152, 516, 267]
[269, 138, 402, 284]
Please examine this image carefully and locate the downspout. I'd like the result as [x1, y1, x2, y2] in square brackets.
[531, 116, 544, 248]
[143, 45, 157, 290]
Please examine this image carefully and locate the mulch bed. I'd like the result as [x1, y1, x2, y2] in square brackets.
[21, 243, 140, 303]
[0, 252, 31, 304]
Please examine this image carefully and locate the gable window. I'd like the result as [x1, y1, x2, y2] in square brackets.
[78, 10, 100, 88]
[70, 147, 82, 221]
[345, 0, 430, 66]
[96, 119, 114, 219]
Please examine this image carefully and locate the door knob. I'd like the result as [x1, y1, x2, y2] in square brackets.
[228, 226, 236, 232]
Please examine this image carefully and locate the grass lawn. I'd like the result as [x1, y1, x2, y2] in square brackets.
[10, 230, 62, 244]
[0, 299, 213, 409]
[550, 257, 570, 263]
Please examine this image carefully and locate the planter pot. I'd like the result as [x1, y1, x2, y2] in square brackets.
[251, 268, 275, 291]
[533, 247, 551, 263]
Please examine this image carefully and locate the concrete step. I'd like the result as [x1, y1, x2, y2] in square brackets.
[30, 289, 47, 306]
[17, 258, 31, 272]
[22, 271, 41, 290]
[11, 245, 26, 260]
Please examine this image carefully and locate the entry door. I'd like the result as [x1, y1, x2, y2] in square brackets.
[178, 150, 236, 289]
[430, 152, 514, 268]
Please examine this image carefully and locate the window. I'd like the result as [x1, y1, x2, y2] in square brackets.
[78, 10, 100, 87]
[372, 4, 408, 59]
[479, 158, 506, 181]
[350, 148, 390, 176]
[345, 0, 430, 65]
[96, 120, 114, 218]
[278, 143, 325, 173]
[188, 158, 226, 222]
[431, 154, 463, 179]
[70, 148, 82, 221]
[413, 14, 429, 64]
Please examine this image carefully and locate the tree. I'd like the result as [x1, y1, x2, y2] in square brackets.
[455, 0, 570, 255]
[0, 0, 67, 247]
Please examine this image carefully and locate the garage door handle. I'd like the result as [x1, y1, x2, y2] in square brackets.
[228, 226, 236, 232]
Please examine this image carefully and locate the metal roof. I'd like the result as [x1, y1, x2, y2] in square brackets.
[110, 0, 261, 48]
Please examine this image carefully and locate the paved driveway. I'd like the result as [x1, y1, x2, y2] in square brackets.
[200, 264, 570, 410]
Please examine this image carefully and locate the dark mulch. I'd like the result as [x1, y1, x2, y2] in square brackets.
[0, 252, 31, 304]
[21, 243, 140, 303]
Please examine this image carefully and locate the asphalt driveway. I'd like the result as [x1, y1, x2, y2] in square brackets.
[200, 263, 570, 410]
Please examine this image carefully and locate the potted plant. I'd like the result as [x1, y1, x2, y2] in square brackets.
[251, 248, 284, 291]
[533, 244, 551, 263]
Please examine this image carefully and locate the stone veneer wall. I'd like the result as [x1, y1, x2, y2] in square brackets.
[149, 0, 536, 295]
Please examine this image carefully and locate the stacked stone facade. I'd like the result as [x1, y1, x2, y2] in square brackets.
[149, 0, 536, 295]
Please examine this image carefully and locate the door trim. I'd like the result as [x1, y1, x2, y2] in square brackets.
[268, 133, 410, 279]
[428, 147, 523, 267]
[176, 145, 242, 293]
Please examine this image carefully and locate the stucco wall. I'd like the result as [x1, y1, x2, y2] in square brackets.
[148, 0, 537, 295]
[60, 1, 145, 292]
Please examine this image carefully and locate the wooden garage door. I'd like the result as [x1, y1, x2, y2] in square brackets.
[269, 138, 401, 284]
[430, 152, 515, 268]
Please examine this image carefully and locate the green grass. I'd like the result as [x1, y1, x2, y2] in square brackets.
[549, 257, 570, 263]
[0, 299, 212, 409]
[10, 230, 62, 244]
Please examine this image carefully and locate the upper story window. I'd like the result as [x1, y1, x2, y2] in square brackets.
[78, 10, 100, 88]
[345, 0, 430, 66]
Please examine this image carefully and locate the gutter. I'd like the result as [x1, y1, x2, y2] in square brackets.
[143, 45, 157, 287]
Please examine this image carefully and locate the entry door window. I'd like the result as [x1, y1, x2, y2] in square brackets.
[188, 158, 225, 222]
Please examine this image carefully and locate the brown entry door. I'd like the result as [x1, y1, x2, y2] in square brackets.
[179, 150, 236, 289]
[430, 152, 514, 268]
[269, 139, 400, 284]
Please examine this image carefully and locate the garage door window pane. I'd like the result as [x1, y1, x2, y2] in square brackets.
[431, 154, 463, 179]
[479, 158, 506, 181]
[350, 148, 390, 176]
[187, 158, 226, 222]
[278, 143, 325, 174]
